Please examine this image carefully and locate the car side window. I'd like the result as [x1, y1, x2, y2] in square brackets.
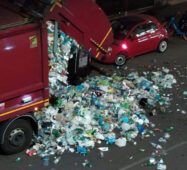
[133, 24, 147, 37]
[146, 22, 158, 33]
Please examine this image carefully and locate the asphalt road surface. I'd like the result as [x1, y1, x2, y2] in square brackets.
[0, 32, 187, 170]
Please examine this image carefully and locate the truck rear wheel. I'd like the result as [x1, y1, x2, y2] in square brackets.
[0, 119, 33, 155]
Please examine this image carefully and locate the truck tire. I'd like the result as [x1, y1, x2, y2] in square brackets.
[115, 54, 127, 66]
[0, 119, 33, 155]
[158, 40, 168, 53]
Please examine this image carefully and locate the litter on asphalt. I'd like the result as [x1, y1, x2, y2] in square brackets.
[26, 22, 177, 169]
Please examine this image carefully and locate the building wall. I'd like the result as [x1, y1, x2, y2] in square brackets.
[168, 0, 187, 5]
[96, 0, 187, 17]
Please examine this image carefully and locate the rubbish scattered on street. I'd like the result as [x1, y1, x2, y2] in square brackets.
[26, 21, 178, 169]
[82, 159, 93, 168]
[157, 159, 167, 170]
[139, 148, 146, 152]
[54, 157, 61, 164]
[164, 126, 174, 132]
[98, 147, 109, 152]
[145, 126, 173, 170]
[26, 149, 37, 157]
[148, 157, 157, 165]
[76, 146, 88, 156]
[181, 110, 186, 114]
[15, 157, 21, 162]
[115, 137, 127, 147]
[183, 91, 187, 96]
[129, 156, 134, 160]
[164, 133, 170, 139]
[42, 156, 49, 166]
[100, 151, 104, 158]
[29, 67, 176, 166]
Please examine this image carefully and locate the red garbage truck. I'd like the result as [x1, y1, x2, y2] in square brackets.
[0, 0, 113, 154]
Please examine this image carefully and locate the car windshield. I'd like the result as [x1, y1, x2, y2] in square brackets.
[112, 16, 143, 40]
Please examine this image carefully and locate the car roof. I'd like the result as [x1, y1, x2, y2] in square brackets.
[116, 14, 156, 26]
[117, 15, 144, 26]
[139, 14, 158, 23]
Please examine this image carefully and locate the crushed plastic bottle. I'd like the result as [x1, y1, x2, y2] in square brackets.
[98, 147, 109, 152]
[157, 159, 167, 170]
[115, 138, 127, 147]
[105, 133, 116, 145]
[183, 91, 187, 96]
[164, 126, 174, 132]
[76, 146, 88, 155]
[54, 157, 61, 164]
[82, 159, 93, 168]
[42, 156, 49, 166]
[148, 157, 157, 165]
[15, 157, 21, 162]
[157, 163, 167, 170]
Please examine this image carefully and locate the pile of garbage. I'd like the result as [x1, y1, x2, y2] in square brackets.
[144, 126, 174, 170]
[47, 21, 79, 93]
[26, 22, 177, 168]
[30, 70, 176, 157]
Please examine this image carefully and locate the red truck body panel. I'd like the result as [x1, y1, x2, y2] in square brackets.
[48, 0, 113, 59]
[0, 7, 49, 122]
[0, 24, 42, 100]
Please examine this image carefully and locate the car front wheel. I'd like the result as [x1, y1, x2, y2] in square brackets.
[158, 40, 168, 53]
[115, 54, 127, 66]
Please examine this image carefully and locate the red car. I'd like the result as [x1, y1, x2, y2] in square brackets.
[102, 14, 168, 65]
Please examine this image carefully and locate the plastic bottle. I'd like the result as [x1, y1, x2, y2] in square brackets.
[43, 156, 49, 166]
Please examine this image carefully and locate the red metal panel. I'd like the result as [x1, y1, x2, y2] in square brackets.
[0, 24, 43, 101]
[40, 25, 49, 98]
[0, 3, 49, 122]
[0, 99, 48, 122]
[47, 0, 114, 57]
[0, 22, 49, 121]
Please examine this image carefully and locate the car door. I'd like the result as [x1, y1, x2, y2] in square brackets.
[128, 23, 152, 57]
[145, 22, 161, 50]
